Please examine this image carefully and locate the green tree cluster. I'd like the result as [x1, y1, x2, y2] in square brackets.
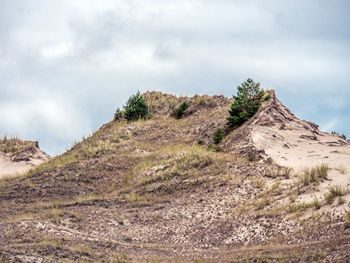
[227, 78, 264, 127]
[114, 91, 149, 122]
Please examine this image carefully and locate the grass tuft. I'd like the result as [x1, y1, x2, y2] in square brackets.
[298, 164, 329, 186]
[312, 196, 321, 210]
[324, 185, 343, 205]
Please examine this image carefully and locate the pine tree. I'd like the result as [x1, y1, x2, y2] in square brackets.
[123, 91, 149, 121]
[227, 78, 264, 127]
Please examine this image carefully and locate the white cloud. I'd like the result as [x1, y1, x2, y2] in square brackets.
[41, 42, 72, 59]
[0, 0, 349, 154]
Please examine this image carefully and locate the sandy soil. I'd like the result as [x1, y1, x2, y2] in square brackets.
[0, 146, 49, 178]
[0, 154, 31, 177]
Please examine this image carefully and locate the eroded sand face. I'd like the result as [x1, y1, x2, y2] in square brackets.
[253, 126, 350, 172]
[0, 147, 49, 178]
[0, 155, 31, 177]
[250, 93, 350, 209]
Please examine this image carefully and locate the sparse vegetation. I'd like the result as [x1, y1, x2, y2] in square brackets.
[213, 128, 224, 144]
[114, 107, 123, 120]
[264, 94, 271, 101]
[287, 202, 310, 213]
[337, 164, 347, 174]
[331, 131, 347, 140]
[174, 101, 189, 119]
[324, 185, 343, 204]
[0, 136, 37, 155]
[227, 78, 265, 128]
[2, 90, 350, 262]
[252, 178, 266, 189]
[312, 196, 321, 210]
[264, 166, 293, 178]
[253, 198, 270, 210]
[344, 212, 350, 228]
[298, 164, 329, 186]
[123, 91, 149, 121]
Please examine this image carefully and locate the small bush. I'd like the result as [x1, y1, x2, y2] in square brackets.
[175, 101, 189, 119]
[213, 128, 224, 144]
[114, 107, 122, 120]
[197, 140, 203, 145]
[341, 134, 347, 140]
[264, 94, 271, 101]
[123, 91, 149, 121]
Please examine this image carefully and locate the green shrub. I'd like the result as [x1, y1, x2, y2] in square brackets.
[197, 140, 203, 145]
[341, 134, 347, 140]
[227, 78, 264, 128]
[264, 94, 271, 101]
[114, 107, 122, 120]
[213, 128, 224, 144]
[123, 91, 149, 121]
[175, 101, 189, 119]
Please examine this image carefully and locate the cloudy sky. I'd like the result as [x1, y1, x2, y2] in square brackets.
[0, 0, 349, 156]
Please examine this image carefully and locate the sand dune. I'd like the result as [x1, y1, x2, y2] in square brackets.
[251, 92, 349, 170]
[0, 140, 49, 178]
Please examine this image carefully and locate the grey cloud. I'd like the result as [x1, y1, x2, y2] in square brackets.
[0, 0, 349, 155]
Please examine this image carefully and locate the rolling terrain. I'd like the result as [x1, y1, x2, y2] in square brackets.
[0, 91, 350, 262]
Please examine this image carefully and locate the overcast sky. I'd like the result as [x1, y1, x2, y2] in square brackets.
[0, 0, 349, 156]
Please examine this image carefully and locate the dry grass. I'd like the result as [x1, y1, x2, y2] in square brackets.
[324, 185, 343, 205]
[252, 178, 266, 189]
[287, 202, 311, 213]
[298, 164, 329, 186]
[253, 198, 270, 210]
[344, 212, 350, 228]
[0, 136, 36, 154]
[312, 196, 321, 210]
[0, 171, 29, 187]
[264, 166, 293, 178]
[122, 145, 241, 190]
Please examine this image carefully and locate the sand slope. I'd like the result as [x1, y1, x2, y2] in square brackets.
[247, 91, 350, 206]
[251, 91, 350, 171]
[0, 141, 49, 178]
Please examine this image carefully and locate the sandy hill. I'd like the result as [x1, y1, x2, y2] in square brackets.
[0, 91, 350, 262]
[0, 138, 49, 178]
